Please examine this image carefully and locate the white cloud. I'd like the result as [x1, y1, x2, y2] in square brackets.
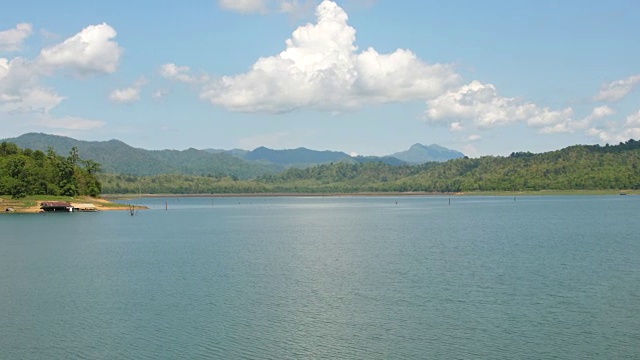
[109, 87, 139, 103]
[39, 23, 123, 76]
[425, 80, 573, 131]
[1, 23, 120, 131]
[0, 87, 64, 114]
[0, 57, 62, 114]
[109, 77, 147, 103]
[589, 105, 616, 120]
[449, 122, 463, 132]
[588, 110, 640, 143]
[593, 74, 640, 102]
[0, 23, 33, 52]
[626, 110, 640, 127]
[539, 105, 615, 134]
[355, 48, 459, 102]
[160, 63, 207, 84]
[468, 134, 481, 141]
[198, 0, 459, 113]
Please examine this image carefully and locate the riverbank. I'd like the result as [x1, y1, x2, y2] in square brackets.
[1, 196, 146, 213]
[102, 189, 639, 199]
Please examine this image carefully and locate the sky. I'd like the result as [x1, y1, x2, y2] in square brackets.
[1, 0, 639, 157]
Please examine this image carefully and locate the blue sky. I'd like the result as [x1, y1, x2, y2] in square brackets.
[1, 0, 639, 157]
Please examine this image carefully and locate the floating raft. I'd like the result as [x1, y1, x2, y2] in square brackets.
[71, 203, 98, 212]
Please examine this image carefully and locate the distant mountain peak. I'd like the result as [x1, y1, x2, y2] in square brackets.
[390, 143, 464, 164]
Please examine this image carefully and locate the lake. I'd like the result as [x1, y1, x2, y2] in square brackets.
[1, 195, 639, 359]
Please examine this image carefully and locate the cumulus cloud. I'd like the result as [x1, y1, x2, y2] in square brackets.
[159, 63, 207, 83]
[425, 80, 573, 132]
[0, 57, 61, 114]
[1, 23, 120, 131]
[197, 0, 459, 113]
[468, 134, 481, 141]
[588, 105, 616, 120]
[109, 87, 140, 103]
[588, 110, 640, 143]
[109, 77, 147, 103]
[540, 105, 615, 134]
[593, 74, 640, 102]
[626, 110, 640, 127]
[39, 23, 123, 76]
[0, 23, 33, 52]
[0, 86, 64, 114]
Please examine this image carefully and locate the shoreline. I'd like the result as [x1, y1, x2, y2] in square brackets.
[1, 196, 147, 214]
[4, 190, 634, 213]
[104, 192, 454, 199]
[102, 189, 637, 199]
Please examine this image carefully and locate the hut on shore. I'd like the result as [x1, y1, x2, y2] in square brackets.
[40, 201, 73, 212]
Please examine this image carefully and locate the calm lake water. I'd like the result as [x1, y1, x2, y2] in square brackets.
[1, 195, 639, 359]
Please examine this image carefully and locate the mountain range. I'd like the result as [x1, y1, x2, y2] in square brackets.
[2, 133, 464, 178]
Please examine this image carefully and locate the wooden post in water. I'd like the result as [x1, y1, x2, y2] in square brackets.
[165, 201, 168, 210]
[449, 198, 451, 205]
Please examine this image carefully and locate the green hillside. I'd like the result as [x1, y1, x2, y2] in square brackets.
[5, 133, 281, 178]
[392, 141, 640, 192]
[6, 133, 638, 195]
[98, 140, 640, 194]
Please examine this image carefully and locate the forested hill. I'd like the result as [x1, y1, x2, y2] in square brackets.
[5, 133, 465, 177]
[5, 133, 280, 178]
[0, 142, 101, 198]
[254, 140, 640, 193]
[98, 139, 640, 194]
[391, 140, 640, 192]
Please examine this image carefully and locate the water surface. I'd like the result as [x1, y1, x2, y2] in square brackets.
[1, 196, 639, 359]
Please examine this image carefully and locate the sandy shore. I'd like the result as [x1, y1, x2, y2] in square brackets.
[2, 197, 145, 214]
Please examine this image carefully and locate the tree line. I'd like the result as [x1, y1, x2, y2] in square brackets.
[97, 139, 640, 194]
[0, 142, 102, 198]
[5, 139, 639, 197]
